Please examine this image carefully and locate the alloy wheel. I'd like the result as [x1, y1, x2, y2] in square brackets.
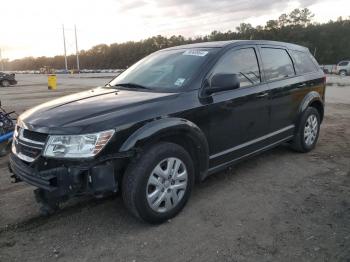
[304, 114, 318, 146]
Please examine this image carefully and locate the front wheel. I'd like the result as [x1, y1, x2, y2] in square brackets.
[122, 142, 195, 224]
[291, 107, 320, 153]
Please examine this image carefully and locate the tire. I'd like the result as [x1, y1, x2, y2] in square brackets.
[122, 142, 195, 224]
[291, 107, 320, 153]
[1, 80, 10, 87]
[339, 70, 347, 77]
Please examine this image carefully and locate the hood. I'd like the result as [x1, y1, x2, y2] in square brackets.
[19, 87, 177, 134]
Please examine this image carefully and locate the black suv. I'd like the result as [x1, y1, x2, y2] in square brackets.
[9, 40, 325, 223]
[0, 72, 17, 87]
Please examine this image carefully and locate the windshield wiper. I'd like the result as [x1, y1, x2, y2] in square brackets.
[239, 72, 255, 84]
[247, 71, 260, 81]
[112, 83, 149, 89]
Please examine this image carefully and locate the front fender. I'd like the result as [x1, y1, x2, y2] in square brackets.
[119, 117, 209, 180]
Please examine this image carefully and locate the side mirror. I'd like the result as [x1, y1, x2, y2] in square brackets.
[206, 73, 240, 95]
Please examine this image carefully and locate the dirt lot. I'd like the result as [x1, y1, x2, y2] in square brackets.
[0, 74, 349, 262]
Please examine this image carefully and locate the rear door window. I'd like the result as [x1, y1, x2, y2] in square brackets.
[212, 48, 261, 88]
[260, 48, 295, 81]
[291, 50, 317, 74]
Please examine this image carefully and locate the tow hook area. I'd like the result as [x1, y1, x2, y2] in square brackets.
[10, 174, 22, 183]
[10, 163, 60, 216]
[8, 162, 22, 183]
[34, 188, 61, 216]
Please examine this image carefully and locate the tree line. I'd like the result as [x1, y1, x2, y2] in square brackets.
[4, 8, 350, 71]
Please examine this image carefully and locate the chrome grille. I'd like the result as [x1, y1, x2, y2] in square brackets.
[12, 127, 48, 162]
[22, 129, 47, 143]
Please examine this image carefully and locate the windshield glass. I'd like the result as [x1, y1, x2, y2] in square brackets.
[108, 48, 216, 90]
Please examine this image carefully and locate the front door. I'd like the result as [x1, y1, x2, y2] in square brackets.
[204, 46, 270, 168]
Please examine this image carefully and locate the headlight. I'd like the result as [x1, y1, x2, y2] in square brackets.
[43, 130, 115, 158]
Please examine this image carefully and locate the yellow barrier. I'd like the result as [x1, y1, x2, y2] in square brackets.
[48, 74, 57, 90]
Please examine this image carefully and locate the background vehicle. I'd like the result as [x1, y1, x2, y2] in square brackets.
[39, 66, 55, 74]
[9, 40, 325, 223]
[0, 72, 17, 87]
[320, 64, 336, 74]
[335, 60, 350, 76]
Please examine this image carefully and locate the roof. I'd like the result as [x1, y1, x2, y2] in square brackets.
[164, 40, 308, 52]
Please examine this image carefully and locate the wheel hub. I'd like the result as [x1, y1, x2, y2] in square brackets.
[164, 180, 170, 188]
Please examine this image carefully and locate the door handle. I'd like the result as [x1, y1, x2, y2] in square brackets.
[297, 83, 307, 88]
[256, 92, 268, 98]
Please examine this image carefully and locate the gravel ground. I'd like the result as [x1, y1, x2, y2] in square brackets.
[0, 74, 349, 262]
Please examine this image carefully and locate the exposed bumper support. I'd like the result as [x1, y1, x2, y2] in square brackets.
[8, 151, 133, 213]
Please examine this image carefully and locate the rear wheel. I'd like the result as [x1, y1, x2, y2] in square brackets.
[1, 80, 10, 87]
[291, 107, 320, 153]
[122, 142, 194, 224]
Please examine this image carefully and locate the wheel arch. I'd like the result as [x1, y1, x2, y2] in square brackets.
[298, 91, 324, 124]
[119, 117, 209, 182]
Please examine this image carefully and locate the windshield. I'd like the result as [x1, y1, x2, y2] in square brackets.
[108, 48, 216, 90]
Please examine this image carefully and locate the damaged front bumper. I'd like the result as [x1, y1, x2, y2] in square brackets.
[8, 151, 132, 214]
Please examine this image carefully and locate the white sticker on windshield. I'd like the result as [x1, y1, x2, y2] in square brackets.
[174, 78, 186, 86]
[183, 50, 208, 57]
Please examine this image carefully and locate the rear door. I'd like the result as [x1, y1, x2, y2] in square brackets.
[259, 46, 299, 138]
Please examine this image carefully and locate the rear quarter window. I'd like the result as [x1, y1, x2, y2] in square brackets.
[291, 50, 318, 74]
[338, 61, 349, 66]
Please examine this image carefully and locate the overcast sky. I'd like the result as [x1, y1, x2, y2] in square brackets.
[0, 0, 349, 60]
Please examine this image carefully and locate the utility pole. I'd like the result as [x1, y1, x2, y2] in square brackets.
[0, 48, 4, 71]
[74, 25, 80, 73]
[62, 25, 68, 72]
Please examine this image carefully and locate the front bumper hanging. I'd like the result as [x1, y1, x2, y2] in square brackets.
[8, 151, 133, 213]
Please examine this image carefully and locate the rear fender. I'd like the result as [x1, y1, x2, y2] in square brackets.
[296, 91, 324, 128]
